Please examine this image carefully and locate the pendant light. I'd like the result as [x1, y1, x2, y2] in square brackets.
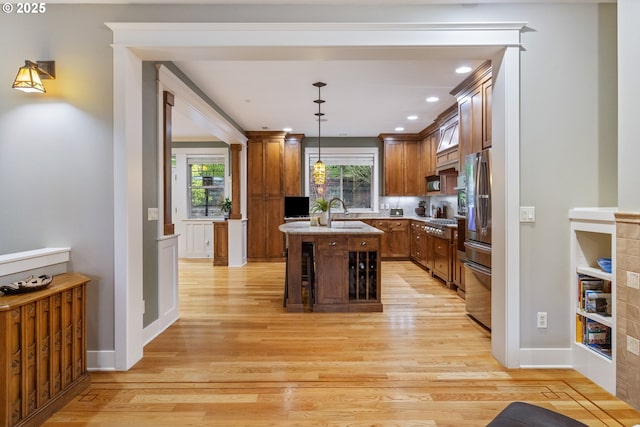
[312, 82, 327, 186]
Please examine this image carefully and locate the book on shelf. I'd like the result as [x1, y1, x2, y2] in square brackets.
[577, 317, 612, 358]
[585, 319, 609, 345]
[577, 275, 609, 310]
[576, 314, 583, 343]
[585, 291, 611, 315]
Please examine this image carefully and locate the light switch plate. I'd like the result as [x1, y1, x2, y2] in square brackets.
[147, 207, 159, 221]
[520, 206, 535, 223]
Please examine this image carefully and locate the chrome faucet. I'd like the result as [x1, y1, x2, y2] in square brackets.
[327, 197, 349, 228]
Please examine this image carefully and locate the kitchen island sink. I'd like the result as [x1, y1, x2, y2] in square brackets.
[279, 221, 384, 312]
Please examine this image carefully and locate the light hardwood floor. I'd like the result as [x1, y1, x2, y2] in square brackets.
[45, 260, 639, 426]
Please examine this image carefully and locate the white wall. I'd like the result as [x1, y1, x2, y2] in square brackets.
[0, 7, 117, 352]
[0, 2, 621, 366]
[618, 0, 640, 211]
[516, 4, 617, 349]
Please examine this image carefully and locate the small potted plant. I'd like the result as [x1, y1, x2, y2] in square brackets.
[311, 197, 329, 226]
[220, 197, 232, 219]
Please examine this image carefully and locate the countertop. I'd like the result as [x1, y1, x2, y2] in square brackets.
[279, 220, 384, 235]
[285, 214, 459, 228]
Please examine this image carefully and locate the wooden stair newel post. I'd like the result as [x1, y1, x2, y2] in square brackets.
[163, 91, 175, 235]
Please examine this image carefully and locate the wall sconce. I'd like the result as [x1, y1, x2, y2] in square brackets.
[12, 60, 56, 93]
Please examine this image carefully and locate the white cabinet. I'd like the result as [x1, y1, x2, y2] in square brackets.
[569, 208, 616, 395]
[179, 221, 214, 258]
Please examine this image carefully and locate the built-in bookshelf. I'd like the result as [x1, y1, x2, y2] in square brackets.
[569, 208, 616, 395]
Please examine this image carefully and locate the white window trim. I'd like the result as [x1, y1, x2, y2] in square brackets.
[172, 147, 230, 221]
[304, 146, 379, 212]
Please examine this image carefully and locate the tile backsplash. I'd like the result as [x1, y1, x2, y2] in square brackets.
[379, 195, 457, 218]
[615, 212, 640, 411]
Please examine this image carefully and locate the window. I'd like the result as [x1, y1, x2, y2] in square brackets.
[187, 156, 226, 218]
[305, 147, 379, 212]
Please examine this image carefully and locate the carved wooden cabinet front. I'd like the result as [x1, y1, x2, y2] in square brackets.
[0, 273, 90, 427]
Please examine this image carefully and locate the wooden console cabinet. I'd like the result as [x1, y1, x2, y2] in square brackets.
[0, 273, 91, 427]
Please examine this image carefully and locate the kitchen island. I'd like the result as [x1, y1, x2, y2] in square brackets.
[279, 221, 384, 312]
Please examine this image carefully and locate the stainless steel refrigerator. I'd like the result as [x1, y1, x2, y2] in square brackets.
[464, 149, 492, 329]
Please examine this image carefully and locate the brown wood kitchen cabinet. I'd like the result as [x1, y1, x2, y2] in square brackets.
[386, 219, 410, 259]
[313, 236, 349, 310]
[434, 106, 459, 172]
[283, 134, 302, 196]
[380, 136, 422, 196]
[0, 273, 91, 427]
[410, 221, 428, 268]
[432, 236, 454, 288]
[247, 131, 289, 261]
[347, 236, 382, 311]
[452, 228, 465, 298]
[421, 128, 438, 179]
[370, 219, 410, 259]
[452, 60, 492, 166]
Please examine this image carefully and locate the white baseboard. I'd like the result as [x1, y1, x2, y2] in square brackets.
[519, 347, 573, 368]
[143, 310, 179, 346]
[87, 350, 116, 371]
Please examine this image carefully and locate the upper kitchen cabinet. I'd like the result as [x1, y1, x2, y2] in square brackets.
[247, 132, 284, 198]
[380, 135, 422, 196]
[283, 134, 303, 196]
[434, 105, 459, 172]
[420, 124, 438, 181]
[452, 60, 492, 164]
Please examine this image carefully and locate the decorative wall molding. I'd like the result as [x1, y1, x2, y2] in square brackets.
[0, 248, 70, 277]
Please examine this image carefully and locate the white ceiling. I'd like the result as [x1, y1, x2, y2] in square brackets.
[81, 0, 611, 141]
[169, 46, 498, 139]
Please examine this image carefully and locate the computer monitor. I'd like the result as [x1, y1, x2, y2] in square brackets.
[284, 196, 310, 218]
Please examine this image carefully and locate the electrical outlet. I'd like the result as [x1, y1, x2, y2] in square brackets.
[628, 271, 640, 289]
[537, 312, 547, 328]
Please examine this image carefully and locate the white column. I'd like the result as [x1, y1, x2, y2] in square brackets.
[113, 45, 144, 370]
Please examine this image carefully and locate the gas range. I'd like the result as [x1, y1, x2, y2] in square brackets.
[423, 218, 456, 239]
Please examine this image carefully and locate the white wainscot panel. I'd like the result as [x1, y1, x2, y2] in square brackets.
[182, 221, 213, 258]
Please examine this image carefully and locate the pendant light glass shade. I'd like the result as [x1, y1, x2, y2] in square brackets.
[12, 61, 46, 93]
[313, 159, 326, 185]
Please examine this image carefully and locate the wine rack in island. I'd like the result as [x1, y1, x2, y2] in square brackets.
[569, 208, 616, 396]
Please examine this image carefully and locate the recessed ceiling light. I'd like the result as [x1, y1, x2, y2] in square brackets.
[395, 127, 405, 132]
[455, 66, 472, 74]
[283, 127, 292, 132]
[407, 115, 418, 120]
[426, 96, 439, 103]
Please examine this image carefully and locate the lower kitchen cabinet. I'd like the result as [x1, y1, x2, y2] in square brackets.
[370, 219, 409, 259]
[410, 221, 430, 269]
[452, 226, 465, 298]
[314, 236, 349, 309]
[432, 236, 454, 288]
[347, 236, 382, 311]
[387, 220, 410, 258]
